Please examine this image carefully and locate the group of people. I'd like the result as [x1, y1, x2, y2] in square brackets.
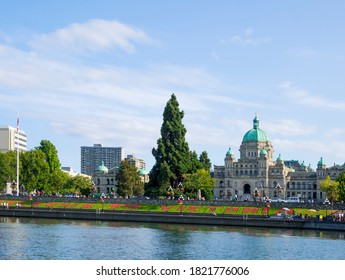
[0, 202, 21, 209]
[332, 212, 345, 222]
[1, 202, 9, 209]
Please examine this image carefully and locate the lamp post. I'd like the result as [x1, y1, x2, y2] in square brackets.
[276, 183, 281, 200]
[254, 187, 258, 202]
[100, 197, 104, 212]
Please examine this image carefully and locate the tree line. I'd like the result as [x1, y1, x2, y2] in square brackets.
[0, 140, 94, 196]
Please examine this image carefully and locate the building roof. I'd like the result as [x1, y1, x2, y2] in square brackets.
[276, 154, 284, 162]
[138, 167, 148, 176]
[242, 115, 270, 143]
[226, 147, 234, 156]
[96, 161, 108, 173]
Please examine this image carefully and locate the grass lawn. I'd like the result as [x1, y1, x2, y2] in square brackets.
[0, 199, 329, 217]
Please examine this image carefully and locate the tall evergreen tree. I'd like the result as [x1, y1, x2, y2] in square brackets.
[147, 93, 193, 196]
[199, 151, 211, 171]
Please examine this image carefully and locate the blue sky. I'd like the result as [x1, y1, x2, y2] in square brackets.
[1, 1, 345, 172]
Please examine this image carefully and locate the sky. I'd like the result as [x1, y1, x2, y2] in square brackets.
[1, 1, 345, 173]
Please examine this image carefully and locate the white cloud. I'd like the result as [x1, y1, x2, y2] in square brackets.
[228, 28, 271, 46]
[28, 19, 154, 55]
[266, 119, 317, 137]
[278, 81, 345, 110]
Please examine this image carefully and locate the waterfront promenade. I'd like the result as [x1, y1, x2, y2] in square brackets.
[1, 200, 345, 232]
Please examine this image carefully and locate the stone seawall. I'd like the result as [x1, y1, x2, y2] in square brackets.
[1, 208, 344, 231]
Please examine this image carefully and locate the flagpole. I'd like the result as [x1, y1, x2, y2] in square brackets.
[16, 114, 19, 196]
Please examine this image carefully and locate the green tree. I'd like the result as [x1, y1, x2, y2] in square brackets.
[190, 151, 202, 172]
[116, 159, 144, 198]
[65, 175, 94, 197]
[0, 151, 17, 193]
[147, 93, 193, 196]
[36, 140, 61, 173]
[320, 176, 339, 212]
[183, 169, 215, 200]
[45, 169, 70, 195]
[335, 171, 345, 202]
[199, 151, 211, 171]
[20, 150, 49, 193]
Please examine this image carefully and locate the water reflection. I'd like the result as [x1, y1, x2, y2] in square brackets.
[0, 217, 344, 260]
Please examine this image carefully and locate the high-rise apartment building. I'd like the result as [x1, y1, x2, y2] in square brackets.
[0, 126, 27, 152]
[126, 154, 146, 170]
[80, 144, 124, 175]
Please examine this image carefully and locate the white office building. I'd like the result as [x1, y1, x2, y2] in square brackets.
[0, 126, 27, 152]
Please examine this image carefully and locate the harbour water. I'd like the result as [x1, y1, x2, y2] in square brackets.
[0, 217, 344, 260]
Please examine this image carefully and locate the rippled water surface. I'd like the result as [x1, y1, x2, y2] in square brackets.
[0, 217, 344, 260]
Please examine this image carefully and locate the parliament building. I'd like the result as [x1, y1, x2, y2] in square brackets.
[213, 115, 345, 202]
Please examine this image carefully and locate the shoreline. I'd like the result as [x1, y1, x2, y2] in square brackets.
[1, 207, 345, 232]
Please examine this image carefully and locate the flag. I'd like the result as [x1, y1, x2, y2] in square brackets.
[16, 116, 19, 131]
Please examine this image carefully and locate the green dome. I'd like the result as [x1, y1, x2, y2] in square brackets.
[138, 167, 148, 176]
[260, 149, 267, 155]
[318, 157, 325, 166]
[96, 161, 108, 173]
[276, 154, 284, 162]
[300, 161, 306, 167]
[226, 147, 234, 156]
[242, 116, 270, 143]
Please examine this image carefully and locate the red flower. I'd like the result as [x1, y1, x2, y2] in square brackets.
[206, 206, 216, 212]
[187, 206, 202, 212]
[224, 207, 239, 213]
[242, 207, 259, 214]
[161, 205, 175, 211]
[110, 204, 123, 209]
[82, 204, 92, 208]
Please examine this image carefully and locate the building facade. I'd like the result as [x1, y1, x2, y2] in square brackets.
[0, 126, 27, 152]
[92, 161, 118, 195]
[80, 144, 124, 176]
[92, 160, 148, 196]
[213, 116, 343, 202]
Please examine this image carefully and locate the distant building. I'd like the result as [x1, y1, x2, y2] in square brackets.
[61, 167, 91, 179]
[92, 161, 118, 195]
[126, 154, 149, 183]
[80, 144, 124, 176]
[0, 126, 27, 152]
[92, 155, 149, 195]
[126, 154, 146, 170]
[214, 115, 343, 202]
